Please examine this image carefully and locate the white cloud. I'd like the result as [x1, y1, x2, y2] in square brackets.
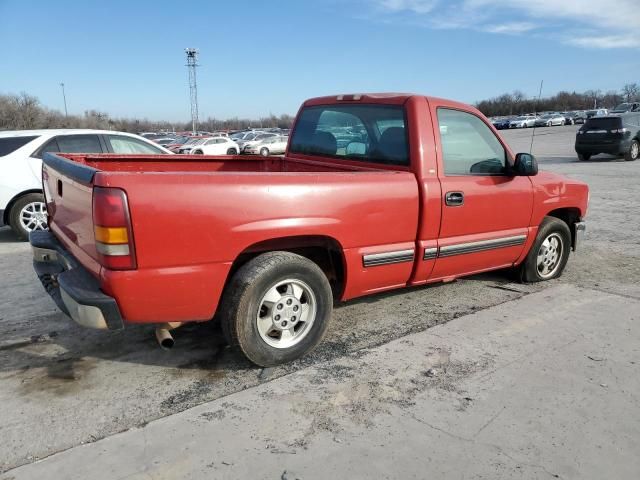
[482, 22, 537, 35]
[368, 0, 640, 48]
[375, 0, 439, 14]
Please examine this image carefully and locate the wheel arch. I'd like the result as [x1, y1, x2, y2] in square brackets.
[3, 189, 44, 225]
[226, 235, 347, 300]
[545, 207, 582, 248]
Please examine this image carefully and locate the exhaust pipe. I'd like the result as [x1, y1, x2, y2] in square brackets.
[155, 322, 183, 350]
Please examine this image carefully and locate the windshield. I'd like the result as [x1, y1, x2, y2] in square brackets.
[290, 104, 409, 166]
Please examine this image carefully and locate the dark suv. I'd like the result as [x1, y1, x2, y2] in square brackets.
[575, 113, 640, 161]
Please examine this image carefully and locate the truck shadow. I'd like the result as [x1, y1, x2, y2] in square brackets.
[1, 268, 524, 399]
[0, 226, 21, 243]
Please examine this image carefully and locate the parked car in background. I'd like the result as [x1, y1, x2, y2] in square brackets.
[244, 135, 288, 156]
[586, 109, 608, 119]
[534, 113, 567, 127]
[190, 137, 240, 155]
[239, 132, 279, 152]
[235, 131, 263, 151]
[178, 137, 210, 154]
[575, 112, 640, 161]
[611, 102, 640, 114]
[559, 113, 575, 125]
[0, 129, 171, 240]
[567, 111, 587, 124]
[491, 117, 512, 130]
[509, 116, 537, 128]
[164, 135, 192, 152]
[32, 92, 589, 366]
[153, 137, 178, 146]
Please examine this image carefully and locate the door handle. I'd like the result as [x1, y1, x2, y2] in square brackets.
[445, 191, 464, 206]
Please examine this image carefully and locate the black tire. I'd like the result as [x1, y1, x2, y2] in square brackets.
[219, 251, 333, 366]
[624, 139, 639, 161]
[226, 148, 237, 155]
[9, 193, 47, 241]
[193, 150, 203, 155]
[260, 147, 269, 157]
[577, 152, 591, 161]
[517, 216, 571, 283]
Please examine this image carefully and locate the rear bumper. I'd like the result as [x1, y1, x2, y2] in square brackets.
[575, 140, 630, 155]
[30, 230, 124, 330]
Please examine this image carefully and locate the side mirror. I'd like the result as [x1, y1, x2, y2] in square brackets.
[512, 152, 538, 176]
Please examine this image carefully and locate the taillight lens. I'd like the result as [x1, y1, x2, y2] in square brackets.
[92, 187, 137, 270]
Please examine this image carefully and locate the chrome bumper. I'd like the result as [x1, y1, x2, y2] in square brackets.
[573, 221, 586, 251]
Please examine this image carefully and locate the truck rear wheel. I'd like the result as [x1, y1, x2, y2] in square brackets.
[219, 251, 333, 366]
[517, 217, 571, 283]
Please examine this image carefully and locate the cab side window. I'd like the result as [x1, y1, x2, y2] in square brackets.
[437, 108, 507, 176]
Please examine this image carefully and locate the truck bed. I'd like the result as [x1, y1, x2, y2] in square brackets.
[43, 153, 420, 323]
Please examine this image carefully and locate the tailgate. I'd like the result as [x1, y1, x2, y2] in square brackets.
[43, 153, 102, 277]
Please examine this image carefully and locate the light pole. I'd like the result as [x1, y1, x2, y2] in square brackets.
[60, 82, 68, 117]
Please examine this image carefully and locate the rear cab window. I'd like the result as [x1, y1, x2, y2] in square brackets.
[0, 136, 39, 157]
[289, 104, 409, 166]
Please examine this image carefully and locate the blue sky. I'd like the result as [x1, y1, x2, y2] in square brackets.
[1, 0, 638, 121]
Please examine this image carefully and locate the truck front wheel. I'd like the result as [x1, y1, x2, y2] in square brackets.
[517, 217, 571, 283]
[219, 251, 333, 366]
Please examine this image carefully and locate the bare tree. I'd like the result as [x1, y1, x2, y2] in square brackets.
[622, 83, 640, 102]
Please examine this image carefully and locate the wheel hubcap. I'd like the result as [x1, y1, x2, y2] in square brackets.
[256, 279, 316, 349]
[19, 202, 48, 232]
[632, 143, 639, 159]
[536, 233, 563, 279]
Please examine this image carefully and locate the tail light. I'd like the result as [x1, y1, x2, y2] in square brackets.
[92, 187, 137, 270]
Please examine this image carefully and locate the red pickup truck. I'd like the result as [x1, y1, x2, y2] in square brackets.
[31, 93, 588, 366]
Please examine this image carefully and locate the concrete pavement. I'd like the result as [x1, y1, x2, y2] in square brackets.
[4, 283, 638, 480]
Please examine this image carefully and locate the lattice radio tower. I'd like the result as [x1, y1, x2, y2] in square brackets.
[185, 48, 199, 134]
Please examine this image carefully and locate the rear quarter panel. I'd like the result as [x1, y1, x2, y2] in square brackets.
[96, 170, 419, 322]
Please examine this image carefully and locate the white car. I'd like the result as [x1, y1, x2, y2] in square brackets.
[190, 137, 240, 155]
[240, 132, 279, 153]
[0, 129, 171, 240]
[509, 116, 537, 128]
[177, 138, 209, 154]
[244, 135, 288, 156]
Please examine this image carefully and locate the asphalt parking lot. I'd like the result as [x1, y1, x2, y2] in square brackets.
[1, 124, 639, 476]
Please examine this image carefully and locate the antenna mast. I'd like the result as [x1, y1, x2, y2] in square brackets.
[185, 48, 199, 135]
[529, 80, 544, 154]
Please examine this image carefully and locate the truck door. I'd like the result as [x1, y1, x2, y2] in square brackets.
[429, 105, 534, 280]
